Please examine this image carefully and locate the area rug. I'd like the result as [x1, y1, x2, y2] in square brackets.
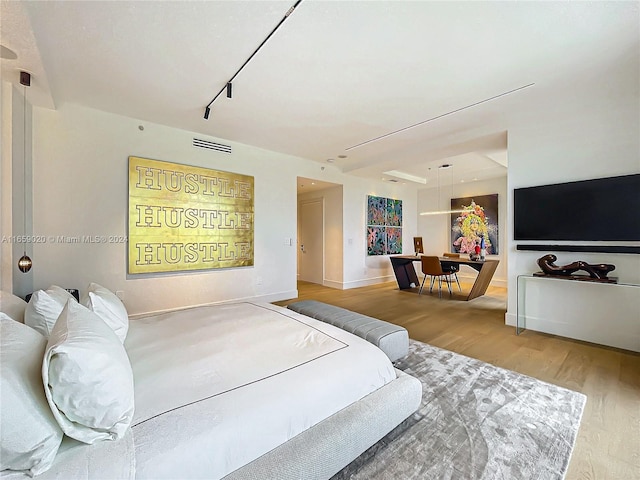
[332, 340, 586, 480]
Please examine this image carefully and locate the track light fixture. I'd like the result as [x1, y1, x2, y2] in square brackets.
[203, 0, 302, 119]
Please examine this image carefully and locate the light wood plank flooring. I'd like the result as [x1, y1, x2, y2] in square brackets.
[275, 280, 640, 480]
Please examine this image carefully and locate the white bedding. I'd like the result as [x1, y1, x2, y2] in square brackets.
[129, 302, 396, 479]
[3, 302, 397, 480]
[0, 432, 135, 480]
[125, 302, 350, 425]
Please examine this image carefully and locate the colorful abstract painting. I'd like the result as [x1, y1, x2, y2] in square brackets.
[367, 196, 386, 225]
[366, 195, 403, 255]
[386, 199, 403, 226]
[367, 226, 386, 255]
[386, 227, 403, 254]
[450, 194, 499, 255]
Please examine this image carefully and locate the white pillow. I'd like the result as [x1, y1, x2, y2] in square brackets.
[42, 300, 135, 444]
[25, 286, 76, 337]
[0, 290, 28, 323]
[84, 283, 128, 343]
[0, 313, 63, 476]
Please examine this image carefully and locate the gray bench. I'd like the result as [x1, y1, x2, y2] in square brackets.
[286, 300, 409, 362]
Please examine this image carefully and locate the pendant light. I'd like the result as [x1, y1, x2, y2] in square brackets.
[18, 71, 32, 273]
[419, 164, 465, 216]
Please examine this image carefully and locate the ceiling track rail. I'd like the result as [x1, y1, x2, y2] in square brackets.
[203, 0, 303, 120]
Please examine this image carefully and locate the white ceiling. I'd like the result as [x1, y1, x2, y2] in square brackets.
[1, 1, 638, 188]
[297, 177, 340, 194]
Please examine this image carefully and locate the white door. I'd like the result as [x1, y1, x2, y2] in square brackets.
[298, 199, 324, 284]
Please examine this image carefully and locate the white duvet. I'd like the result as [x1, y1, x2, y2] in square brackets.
[6, 302, 396, 479]
[129, 302, 396, 479]
[126, 302, 350, 425]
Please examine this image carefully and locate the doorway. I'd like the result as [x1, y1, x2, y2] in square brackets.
[298, 198, 324, 284]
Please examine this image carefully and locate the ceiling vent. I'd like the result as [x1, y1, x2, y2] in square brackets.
[192, 138, 232, 154]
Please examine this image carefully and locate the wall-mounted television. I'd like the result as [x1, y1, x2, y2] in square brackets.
[514, 174, 640, 242]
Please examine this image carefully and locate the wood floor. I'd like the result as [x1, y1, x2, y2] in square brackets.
[275, 280, 640, 480]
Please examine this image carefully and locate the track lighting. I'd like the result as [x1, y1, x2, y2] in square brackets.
[203, 0, 302, 119]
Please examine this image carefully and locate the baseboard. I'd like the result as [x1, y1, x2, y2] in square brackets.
[296, 276, 398, 290]
[323, 279, 345, 289]
[253, 290, 299, 304]
[342, 275, 396, 290]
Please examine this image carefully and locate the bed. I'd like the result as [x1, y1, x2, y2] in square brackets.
[1, 287, 422, 479]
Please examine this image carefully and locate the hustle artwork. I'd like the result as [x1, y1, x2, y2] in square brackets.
[128, 156, 254, 274]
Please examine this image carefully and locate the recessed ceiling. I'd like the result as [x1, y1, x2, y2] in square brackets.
[1, 1, 637, 186]
[297, 177, 340, 194]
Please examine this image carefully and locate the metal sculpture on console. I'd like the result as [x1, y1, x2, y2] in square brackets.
[536, 254, 615, 281]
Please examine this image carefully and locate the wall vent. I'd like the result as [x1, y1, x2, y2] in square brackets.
[192, 138, 232, 154]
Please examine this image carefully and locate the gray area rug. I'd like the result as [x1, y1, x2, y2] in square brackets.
[332, 340, 586, 480]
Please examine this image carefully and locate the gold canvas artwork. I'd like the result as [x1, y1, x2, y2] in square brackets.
[128, 156, 254, 274]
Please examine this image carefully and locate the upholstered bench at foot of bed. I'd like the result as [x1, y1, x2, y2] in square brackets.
[286, 300, 409, 362]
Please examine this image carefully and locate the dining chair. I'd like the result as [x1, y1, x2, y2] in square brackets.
[419, 256, 453, 298]
[441, 253, 462, 291]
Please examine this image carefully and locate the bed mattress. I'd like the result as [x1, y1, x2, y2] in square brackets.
[126, 302, 397, 479]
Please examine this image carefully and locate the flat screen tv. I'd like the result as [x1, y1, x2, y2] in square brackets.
[514, 174, 640, 242]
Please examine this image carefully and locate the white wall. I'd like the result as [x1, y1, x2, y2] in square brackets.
[506, 45, 640, 351]
[31, 104, 301, 314]
[1, 82, 14, 291]
[26, 103, 417, 314]
[417, 175, 507, 286]
[323, 186, 344, 287]
[297, 180, 419, 289]
[343, 183, 418, 289]
[9, 63, 637, 350]
[0, 83, 35, 295]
